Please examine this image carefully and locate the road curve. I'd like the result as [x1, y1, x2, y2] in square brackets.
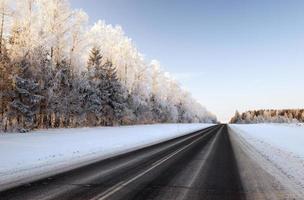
[0, 125, 247, 200]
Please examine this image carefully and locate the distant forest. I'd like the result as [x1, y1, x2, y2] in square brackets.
[0, 0, 216, 132]
[230, 109, 304, 124]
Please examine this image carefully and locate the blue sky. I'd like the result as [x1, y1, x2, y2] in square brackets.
[72, 0, 304, 122]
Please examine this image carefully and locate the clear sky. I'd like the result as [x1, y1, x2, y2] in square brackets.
[71, 0, 304, 122]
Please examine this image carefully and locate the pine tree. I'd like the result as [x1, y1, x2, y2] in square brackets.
[150, 94, 163, 123]
[103, 60, 127, 125]
[86, 47, 109, 125]
[87, 47, 127, 125]
[176, 102, 186, 123]
[10, 60, 43, 132]
[0, 0, 218, 131]
[87, 47, 103, 74]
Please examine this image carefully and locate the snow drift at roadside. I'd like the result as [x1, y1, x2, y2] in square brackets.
[0, 123, 213, 191]
[230, 124, 304, 196]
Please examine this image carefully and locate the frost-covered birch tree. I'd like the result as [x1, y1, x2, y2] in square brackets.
[0, 0, 217, 132]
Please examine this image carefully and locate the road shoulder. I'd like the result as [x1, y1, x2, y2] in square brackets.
[228, 125, 302, 199]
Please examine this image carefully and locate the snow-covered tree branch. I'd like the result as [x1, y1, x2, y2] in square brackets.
[0, 0, 216, 132]
[230, 109, 304, 124]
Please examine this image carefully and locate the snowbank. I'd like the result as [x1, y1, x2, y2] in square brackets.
[230, 124, 304, 195]
[0, 123, 213, 191]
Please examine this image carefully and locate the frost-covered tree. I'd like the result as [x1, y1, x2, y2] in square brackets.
[37, 0, 73, 64]
[48, 60, 74, 127]
[230, 109, 304, 124]
[86, 47, 109, 125]
[104, 61, 128, 124]
[0, 51, 13, 131]
[87, 47, 127, 125]
[10, 60, 43, 132]
[0, 0, 217, 132]
[0, 0, 13, 54]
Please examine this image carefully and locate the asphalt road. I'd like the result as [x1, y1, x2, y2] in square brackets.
[0, 125, 296, 200]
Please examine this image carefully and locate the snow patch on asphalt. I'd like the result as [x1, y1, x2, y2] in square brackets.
[230, 124, 304, 196]
[0, 123, 213, 191]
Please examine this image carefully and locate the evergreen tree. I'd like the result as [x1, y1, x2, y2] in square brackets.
[10, 60, 43, 132]
[0, 0, 217, 131]
[87, 47, 103, 74]
[86, 47, 109, 125]
[86, 47, 127, 125]
[104, 61, 127, 124]
[150, 94, 162, 123]
[176, 102, 186, 123]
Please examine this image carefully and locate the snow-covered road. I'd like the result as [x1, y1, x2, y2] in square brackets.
[0, 124, 213, 191]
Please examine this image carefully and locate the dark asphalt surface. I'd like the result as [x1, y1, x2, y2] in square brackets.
[0, 125, 247, 200]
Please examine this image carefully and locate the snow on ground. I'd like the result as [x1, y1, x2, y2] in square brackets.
[230, 124, 304, 195]
[0, 123, 213, 191]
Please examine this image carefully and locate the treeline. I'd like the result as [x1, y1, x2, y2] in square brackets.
[230, 109, 304, 124]
[0, 0, 216, 132]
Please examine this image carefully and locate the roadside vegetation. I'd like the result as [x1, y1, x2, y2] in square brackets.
[230, 109, 304, 124]
[0, 0, 216, 132]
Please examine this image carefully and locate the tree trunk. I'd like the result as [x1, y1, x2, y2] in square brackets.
[0, 9, 4, 55]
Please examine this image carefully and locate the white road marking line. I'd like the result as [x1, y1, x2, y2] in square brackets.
[178, 126, 223, 200]
[91, 126, 219, 200]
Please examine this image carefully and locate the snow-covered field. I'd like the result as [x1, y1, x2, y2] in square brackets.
[230, 124, 304, 196]
[0, 123, 213, 191]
